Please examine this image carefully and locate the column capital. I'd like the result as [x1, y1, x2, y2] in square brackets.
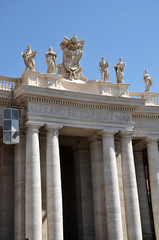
[98, 129, 118, 137]
[25, 121, 44, 132]
[145, 137, 158, 144]
[88, 135, 102, 143]
[45, 124, 63, 135]
[102, 130, 116, 139]
[119, 130, 134, 139]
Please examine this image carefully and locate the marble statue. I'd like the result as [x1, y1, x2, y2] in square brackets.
[99, 57, 109, 82]
[143, 69, 153, 92]
[21, 45, 37, 71]
[45, 47, 57, 74]
[114, 57, 126, 83]
[57, 35, 87, 82]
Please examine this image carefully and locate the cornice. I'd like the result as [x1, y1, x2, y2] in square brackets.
[132, 113, 159, 120]
[26, 96, 136, 112]
[13, 85, 145, 113]
[0, 99, 16, 107]
[133, 128, 159, 138]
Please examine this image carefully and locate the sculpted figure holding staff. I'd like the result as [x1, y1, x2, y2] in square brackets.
[99, 57, 109, 82]
[21, 44, 37, 71]
[114, 57, 126, 83]
[45, 47, 57, 74]
[143, 69, 153, 92]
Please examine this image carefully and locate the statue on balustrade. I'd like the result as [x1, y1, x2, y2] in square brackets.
[21, 44, 37, 71]
[143, 69, 153, 92]
[99, 57, 109, 82]
[114, 57, 126, 83]
[57, 35, 87, 82]
[45, 47, 57, 74]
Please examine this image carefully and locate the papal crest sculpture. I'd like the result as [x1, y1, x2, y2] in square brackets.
[57, 35, 88, 82]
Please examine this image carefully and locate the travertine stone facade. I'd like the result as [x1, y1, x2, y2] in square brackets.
[0, 41, 159, 239]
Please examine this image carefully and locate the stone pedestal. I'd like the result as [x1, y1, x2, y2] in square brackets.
[25, 123, 42, 240]
[90, 137, 107, 240]
[121, 133, 142, 240]
[46, 126, 63, 240]
[147, 138, 159, 239]
[102, 132, 123, 240]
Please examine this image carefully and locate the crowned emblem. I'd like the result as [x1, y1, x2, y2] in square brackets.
[57, 35, 87, 82]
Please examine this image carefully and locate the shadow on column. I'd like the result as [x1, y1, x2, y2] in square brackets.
[60, 146, 78, 240]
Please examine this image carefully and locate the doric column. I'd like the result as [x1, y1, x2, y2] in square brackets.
[25, 122, 43, 240]
[46, 125, 63, 240]
[40, 134, 48, 240]
[115, 140, 128, 240]
[146, 138, 159, 239]
[74, 142, 95, 240]
[90, 136, 107, 240]
[121, 132, 142, 240]
[134, 151, 152, 237]
[102, 132, 123, 240]
[14, 134, 26, 240]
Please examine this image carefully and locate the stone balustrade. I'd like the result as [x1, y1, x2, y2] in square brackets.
[1, 73, 159, 107]
[0, 76, 19, 91]
[129, 92, 159, 105]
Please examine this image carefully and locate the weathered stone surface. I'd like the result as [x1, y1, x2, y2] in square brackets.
[1, 38, 159, 240]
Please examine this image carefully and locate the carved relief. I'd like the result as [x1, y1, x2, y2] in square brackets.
[57, 35, 87, 82]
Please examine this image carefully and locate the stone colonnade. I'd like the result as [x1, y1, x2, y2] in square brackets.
[13, 122, 159, 240]
[146, 138, 159, 239]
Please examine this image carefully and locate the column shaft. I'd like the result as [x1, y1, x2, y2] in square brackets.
[74, 145, 95, 240]
[40, 136, 48, 240]
[121, 135, 142, 240]
[14, 135, 26, 240]
[103, 133, 123, 240]
[147, 139, 159, 239]
[46, 128, 63, 240]
[134, 151, 152, 238]
[115, 141, 128, 240]
[25, 124, 42, 240]
[90, 139, 107, 240]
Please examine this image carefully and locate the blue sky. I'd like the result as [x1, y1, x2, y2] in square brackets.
[0, 0, 159, 92]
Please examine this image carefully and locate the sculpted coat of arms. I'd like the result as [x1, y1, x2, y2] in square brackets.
[57, 35, 88, 82]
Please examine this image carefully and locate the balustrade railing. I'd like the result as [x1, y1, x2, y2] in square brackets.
[129, 92, 159, 105]
[129, 92, 143, 99]
[0, 76, 19, 91]
[0, 75, 159, 106]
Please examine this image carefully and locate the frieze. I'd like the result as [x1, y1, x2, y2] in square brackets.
[132, 114, 159, 119]
[0, 100, 16, 106]
[26, 96, 135, 112]
[28, 103, 132, 123]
